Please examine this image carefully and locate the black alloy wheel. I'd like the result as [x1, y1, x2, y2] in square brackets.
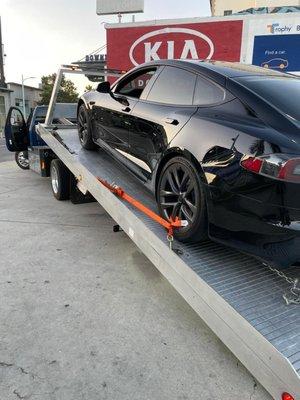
[157, 156, 207, 242]
[77, 104, 97, 150]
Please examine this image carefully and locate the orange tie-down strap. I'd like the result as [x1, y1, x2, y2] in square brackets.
[97, 178, 187, 239]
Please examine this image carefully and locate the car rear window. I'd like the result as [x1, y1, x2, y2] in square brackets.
[235, 76, 300, 122]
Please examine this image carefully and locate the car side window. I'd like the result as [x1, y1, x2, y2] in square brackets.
[146, 66, 197, 105]
[193, 76, 226, 106]
[115, 68, 157, 99]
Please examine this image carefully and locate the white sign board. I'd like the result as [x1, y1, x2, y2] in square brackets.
[96, 0, 144, 15]
[241, 14, 300, 74]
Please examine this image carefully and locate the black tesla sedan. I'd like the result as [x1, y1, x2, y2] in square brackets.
[78, 59, 300, 268]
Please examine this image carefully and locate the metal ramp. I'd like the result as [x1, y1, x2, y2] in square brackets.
[37, 125, 300, 400]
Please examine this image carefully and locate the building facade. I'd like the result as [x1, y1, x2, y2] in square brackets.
[0, 83, 41, 136]
[210, 0, 300, 16]
[7, 82, 41, 118]
[0, 86, 12, 137]
[106, 12, 300, 75]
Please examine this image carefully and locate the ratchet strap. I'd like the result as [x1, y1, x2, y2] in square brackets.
[97, 178, 186, 239]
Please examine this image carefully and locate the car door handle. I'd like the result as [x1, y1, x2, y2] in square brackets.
[122, 107, 131, 113]
[164, 117, 179, 126]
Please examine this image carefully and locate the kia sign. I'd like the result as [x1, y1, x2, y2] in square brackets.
[129, 27, 214, 66]
[106, 20, 243, 71]
[97, 0, 144, 15]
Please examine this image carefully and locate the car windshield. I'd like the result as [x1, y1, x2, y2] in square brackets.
[235, 76, 300, 123]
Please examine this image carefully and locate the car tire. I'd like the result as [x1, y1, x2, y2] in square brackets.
[77, 103, 98, 150]
[157, 156, 207, 243]
[50, 159, 71, 201]
[15, 151, 29, 170]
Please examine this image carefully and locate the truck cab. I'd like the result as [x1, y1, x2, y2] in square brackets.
[4, 103, 77, 171]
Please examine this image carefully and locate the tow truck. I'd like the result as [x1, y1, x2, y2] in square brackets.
[4, 64, 300, 400]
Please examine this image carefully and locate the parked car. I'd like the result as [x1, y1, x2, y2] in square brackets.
[77, 59, 300, 268]
[5, 104, 77, 169]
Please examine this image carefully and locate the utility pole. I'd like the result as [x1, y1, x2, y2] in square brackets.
[21, 75, 35, 120]
[21, 75, 26, 118]
[0, 17, 6, 87]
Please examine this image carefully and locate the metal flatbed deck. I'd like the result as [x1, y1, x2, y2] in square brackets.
[37, 124, 300, 400]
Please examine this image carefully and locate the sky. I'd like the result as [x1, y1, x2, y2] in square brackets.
[0, 0, 211, 93]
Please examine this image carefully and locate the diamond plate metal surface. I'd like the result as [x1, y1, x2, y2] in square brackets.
[58, 129, 300, 375]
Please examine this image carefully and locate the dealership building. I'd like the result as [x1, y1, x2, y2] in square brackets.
[103, 4, 300, 78]
[210, 0, 300, 16]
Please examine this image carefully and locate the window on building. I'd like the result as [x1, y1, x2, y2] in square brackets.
[15, 98, 23, 108]
[15, 98, 29, 115]
[0, 96, 5, 114]
[0, 95, 6, 135]
[224, 10, 232, 15]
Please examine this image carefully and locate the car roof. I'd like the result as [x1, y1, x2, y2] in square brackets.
[140, 59, 293, 85]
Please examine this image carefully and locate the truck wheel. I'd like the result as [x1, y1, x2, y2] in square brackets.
[15, 151, 29, 170]
[50, 159, 70, 200]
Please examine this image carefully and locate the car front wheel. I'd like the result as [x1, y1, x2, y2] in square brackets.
[157, 156, 207, 243]
[77, 104, 98, 150]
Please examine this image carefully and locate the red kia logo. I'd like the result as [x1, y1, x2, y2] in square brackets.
[129, 27, 215, 66]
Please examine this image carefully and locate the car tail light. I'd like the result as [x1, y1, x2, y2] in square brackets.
[241, 154, 300, 183]
[282, 393, 295, 400]
[240, 157, 263, 173]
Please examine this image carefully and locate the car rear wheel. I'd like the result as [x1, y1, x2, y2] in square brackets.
[157, 156, 207, 243]
[77, 104, 97, 150]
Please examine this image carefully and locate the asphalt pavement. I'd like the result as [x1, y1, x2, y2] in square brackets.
[0, 139, 272, 400]
[0, 138, 13, 163]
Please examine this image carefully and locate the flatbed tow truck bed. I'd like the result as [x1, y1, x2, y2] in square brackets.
[36, 123, 300, 400]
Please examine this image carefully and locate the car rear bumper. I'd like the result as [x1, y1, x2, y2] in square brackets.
[206, 190, 300, 268]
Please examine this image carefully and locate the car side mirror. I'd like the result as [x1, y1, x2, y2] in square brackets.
[96, 81, 111, 93]
[117, 96, 130, 107]
[96, 81, 129, 107]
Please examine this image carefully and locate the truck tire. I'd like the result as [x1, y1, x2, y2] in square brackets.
[50, 159, 70, 200]
[15, 151, 29, 170]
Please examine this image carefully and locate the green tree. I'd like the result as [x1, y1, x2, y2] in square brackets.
[85, 84, 93, 92]
[39, 73, 79, 105]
